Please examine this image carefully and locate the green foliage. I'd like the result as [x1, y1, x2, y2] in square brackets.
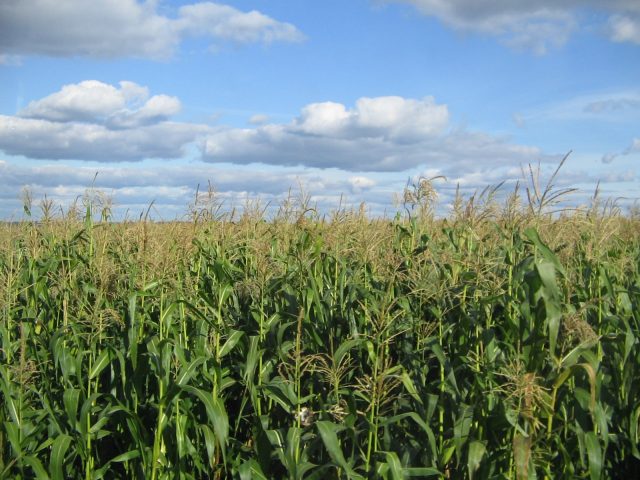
[0, 196, 639, 479]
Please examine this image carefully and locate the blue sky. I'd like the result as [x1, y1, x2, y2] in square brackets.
[1, 0, 639, 219]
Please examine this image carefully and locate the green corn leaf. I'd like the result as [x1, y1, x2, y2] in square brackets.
[219, 329, 244, 358]
[209, 392, 231, 448]
[584, 431, 602, 480]
[427, 339, 459, 395]
[383, 412, 437, 460]
[78, 393, 102, 436]
[176, 357, 205, 387]
[1, 392, 20, 428]
[334, 337, 362, 366]
[553, 363, 597, 415]
[536, 260, 559, 296]
[4, 422, 22, 457]
[400, 370, 422, 405]
[217, 283, 234, 307]
[63, 389, 81, 430]
[285, 426, 302, 470]
[316, 421, 364, 479]
[23, 455, 50, 480]
[467, 440, 486, 480]
[49, 434, 72, 480]
[89, 348, 112, 380]
[383, 451, 405, 480]
[159, 301, 178, 331]
[181, 386, 229, 461]
[524, 228, 564, 274]
[377, 461, 389, 477]
[560, 338, 599, 369]
[108, 449, 140, 463]
[262, 376, 298, 410]
[406, 467, 442, 477]
[239, 459, 269, 480]
[243, 335, 261, 384]
[89, 405, 126, 434]
[453, 405, 473, 464]
[92, 450, 141, 480]
[201, 425, 217, 469]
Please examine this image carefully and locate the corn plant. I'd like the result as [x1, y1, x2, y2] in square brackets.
[0, 181, 639, 479]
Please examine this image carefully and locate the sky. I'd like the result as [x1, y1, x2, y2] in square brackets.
[0, 0, 639, 220]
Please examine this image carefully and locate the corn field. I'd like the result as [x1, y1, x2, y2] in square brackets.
[1, 182, 639, 479]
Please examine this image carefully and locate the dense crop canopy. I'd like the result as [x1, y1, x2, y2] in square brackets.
[1, 190, 639, 479]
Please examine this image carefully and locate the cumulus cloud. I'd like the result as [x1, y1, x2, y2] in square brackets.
[203, 95, 540, 171]
[18, 80, 168, 125]
[0, 85, 539, 169]
[108, 94, 182, 129]
[0, 0, 304, 60]
[392, 0, 640, 52]
[0, 80, 209, 161]
[293, 96, 449, 139]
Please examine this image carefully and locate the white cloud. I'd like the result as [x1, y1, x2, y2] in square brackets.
[292, 96, 449, 139]
[392, 0, 640, 52]
[393, 0, 576, 53]
[0, 116, 207, 161]
[19, 80, 149, 123]
[355, 96, 449, 138]
[348, 176, 377, 193]
[296, 102, 352, 136]
[249, 114, 270, 125]
[0, 0, 303, 60]
[1, 85, 545, 172]
[120, 81, 150, 104]
[608, 15, 640, 44]
[17, 79, 182, 128]
[203, 96, 540, 171]
[0, 80, 209, 161]
[177, 3, 304, 44]
[108, 94, 182, 129]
